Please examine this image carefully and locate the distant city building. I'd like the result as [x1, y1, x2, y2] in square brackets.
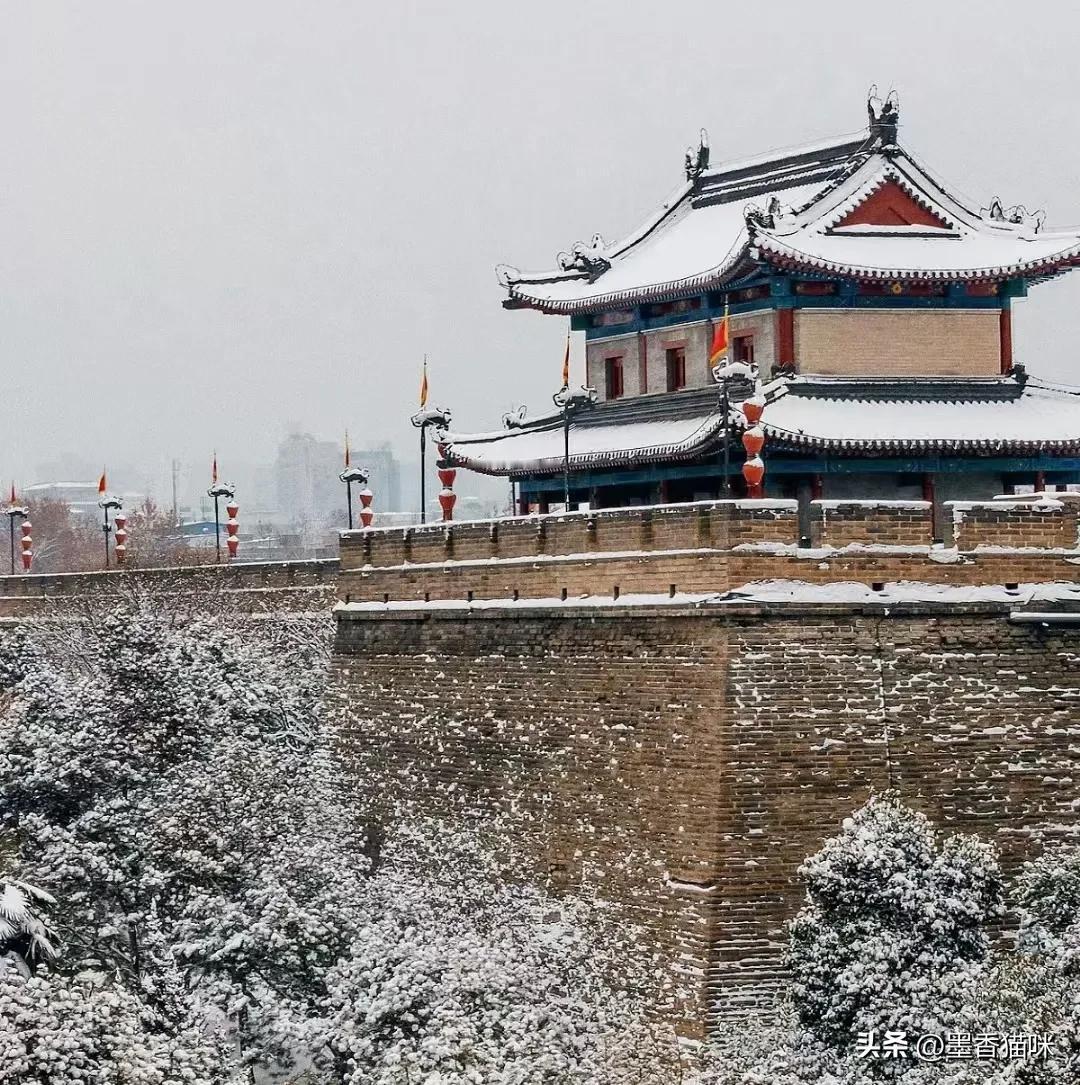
[273, 433, 401, 530]
[22, 482, 102, 518]
[23, 481, 147, 519]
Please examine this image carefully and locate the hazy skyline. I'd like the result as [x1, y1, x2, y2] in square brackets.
[3, 2, 1080, 509]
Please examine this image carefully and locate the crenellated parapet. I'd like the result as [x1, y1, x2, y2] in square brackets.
[337, 496, 1080, 609]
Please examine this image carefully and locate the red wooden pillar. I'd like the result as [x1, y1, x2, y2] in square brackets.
[517, 494, 531, 516]
[776, 308, 795, 369]
[1035, 470, 1047, 493]
[1000, 308, 1013, 374]
[922, 473, 943, 543]
[658, 479, 671, 505]
[538, 497, 550, 515]
[637, 331, 648, 394]
[811, 474, 823, 500]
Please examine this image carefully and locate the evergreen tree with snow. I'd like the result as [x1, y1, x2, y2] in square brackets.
[786, 794, 1003, 1063]
[0, 606, 367, 1075]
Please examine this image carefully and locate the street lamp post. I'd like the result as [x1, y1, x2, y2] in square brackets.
[410, 407, 452, 524]
[207, 482, 236, 563]
[339, 465, 370, 530]
[3, 504, 28, 575]
[98, 495, 123, 570]
[712, 358, 756, 497]
[551, 385, 598, 511]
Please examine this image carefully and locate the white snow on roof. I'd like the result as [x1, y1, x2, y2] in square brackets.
[446, 406, 723, 474]
[512, 182, 827, 308]
[756, 153, 1080, 279]
[762, 379, 1080, 451]
[507, 140, 1080, 310]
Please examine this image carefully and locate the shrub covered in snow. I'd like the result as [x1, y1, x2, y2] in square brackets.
[787, 794, 1003, 1050]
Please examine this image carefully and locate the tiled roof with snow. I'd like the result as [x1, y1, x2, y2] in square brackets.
[752, 154, 1080, 283]
[499, 123, 1080, 314]
[443, 387, 730, 476]
[444, 376, 1080, 475]
[759, 376, 1080, 454]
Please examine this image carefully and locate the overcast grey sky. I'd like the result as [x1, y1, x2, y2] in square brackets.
[2, 1, 1079, 507]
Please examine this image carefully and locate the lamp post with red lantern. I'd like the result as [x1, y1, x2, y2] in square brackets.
[207, 481, 237, 563]
[3, 486, 30, 575]
[410, 407, 452, 524]
[98, 493, 123, 570]
[339, 465, 371, 530]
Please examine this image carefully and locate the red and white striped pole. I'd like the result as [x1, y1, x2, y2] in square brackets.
[114, 513, 128, 565]
[226, 500, 239, 559]
[741, 391, 767, 498]
[358, 485, 374, 529]
[438, 465, 457, 521]
[19, 520, 32, 572]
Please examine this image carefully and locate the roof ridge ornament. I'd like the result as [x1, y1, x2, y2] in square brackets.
[866, 85, 900, 151]
[502, 405, 528, 430]
[984, 197, 1046, 233]
[685, 128, 710, 181]
[745, 195, 784, 232]
[556, 233, 611, 278]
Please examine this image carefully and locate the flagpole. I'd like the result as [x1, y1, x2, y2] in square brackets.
[419, 355, 429, 524]
[419, 425, 427, 525]
[214, 493, 221, 562]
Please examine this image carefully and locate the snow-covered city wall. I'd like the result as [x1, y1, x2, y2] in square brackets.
[329, 497, 1080, 1036]
[338, 496, 1080, 607]
[332, 590, 1080, 1035]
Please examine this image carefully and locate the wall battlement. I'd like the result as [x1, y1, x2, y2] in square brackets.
[0, 558, 339, 617]
[338, 496, 1080, 606]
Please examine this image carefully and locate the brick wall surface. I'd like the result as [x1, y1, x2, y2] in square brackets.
[332, 601, 1080, 1035]
[332, 497, 1080, 1034]
[795, 309, 1001, 376]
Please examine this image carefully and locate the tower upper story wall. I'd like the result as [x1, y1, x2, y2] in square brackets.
[585, 296, 1008, 402]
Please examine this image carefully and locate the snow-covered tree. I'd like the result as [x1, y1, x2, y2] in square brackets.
[0, 963, 225, 1085]
[0, 606, 366, 1073]
[303, 824, 671, 1085]
[787, 794, 1003, 1054]
[0, 876, 55, 974]
[1, 603, 675, 1083]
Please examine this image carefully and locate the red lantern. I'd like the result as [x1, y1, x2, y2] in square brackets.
[743, 456, 765, 488]
[359, 488, 373, 508]
[20, 535, 32, 552]
[115, 544, 126, 565]
[226, 502, 238, 520]
[20, 522, 31, 538]
[438, 467, 457, 488]
[115, 529, 128, 545]
[439, 490, 457, 519]
[114, 514, 127, 530]
[226, 537, 239, 557]
[742, 426, 765, 457]
[359, 507, 374, 528]
[21, 551, 32, 571]
[742, 399, 764, 425]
